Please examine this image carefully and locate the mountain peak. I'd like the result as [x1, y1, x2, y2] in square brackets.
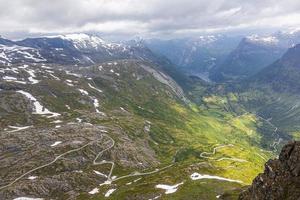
[239, 141, 300, 199]
[246, 34, 279, 45]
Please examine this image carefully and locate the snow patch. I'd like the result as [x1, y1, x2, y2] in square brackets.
[88, 188, 99, 195]
[94, 170, 107, 178]
[7, 125, 32, 133]
[104, 188, 116, 197]
[50, 141, 62, 147]
[155, 182, 184, 194]
[17, 90, 60, 118]
[190, 173, 243, 183]
[28, 176, 37, 180]
[78, 89, 89, 95]
[88, 83, 102, 93]
[3, 76, 17, 80]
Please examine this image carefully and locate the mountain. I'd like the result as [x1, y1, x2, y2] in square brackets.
[0, 59, 274, 199]
[211, 31, 300, 82]
[12, 33, 166, 65]
[211, 36, 285, 81]
[1, 32, 299, 200]
[254, 44, 300, 92]
[239, 141, 300, 200]
[208, 44, 300, 154]
[0, 34, 173, 66]
[145, 35, 241, 78]
[0, 34, 193, 91]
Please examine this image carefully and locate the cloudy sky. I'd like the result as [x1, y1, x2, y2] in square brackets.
[1, 0, 300, 39]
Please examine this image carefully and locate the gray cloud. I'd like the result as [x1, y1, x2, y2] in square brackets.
[1, 0, 300, 39]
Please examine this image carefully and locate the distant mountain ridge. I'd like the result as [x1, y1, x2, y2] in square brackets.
[0, 34, 174, 66]
[253, 44, 300, 92]
[211, 31, 300, 82]
[0, 33, 193, 89]
[145, 35, 242, 76]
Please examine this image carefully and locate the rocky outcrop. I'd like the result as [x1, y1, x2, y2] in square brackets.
[239, 141, 300, 200]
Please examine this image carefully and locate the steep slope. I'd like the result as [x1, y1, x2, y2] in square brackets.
[15, 34, 164, 65]
[255, 44, 300, 92]
[239, 141, 300, 200]
[211, 37, 284, 81]
[207, 44, 300, 154]
[0, 34, 191, 91]
[0, 61, 272, 199]
[146, 35, 241, 78]
[211, 31, 300, 82]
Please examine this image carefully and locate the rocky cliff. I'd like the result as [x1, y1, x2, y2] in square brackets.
[239, 141, 300, 200]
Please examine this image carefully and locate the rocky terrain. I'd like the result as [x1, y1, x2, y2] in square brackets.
[0, 58, 274, 199]
[2, 32, 300, 200]
[239, 141, 300, 200]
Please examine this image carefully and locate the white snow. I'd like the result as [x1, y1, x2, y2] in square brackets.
[65, 70, 81, 78]
[155, 182, 184, 194]
[25, 68, 36, 77]
[50, 120, 62, 124]
[190, 173, 243, 183]
[94, 170, 108, 178]
[247, 35, 279, 44]
[88, 188, 99, 195]
[3, 76, 17, 80]
[88, 83, 102, 93]
[28, 176, 37, 180]
[28, 77, 39, 84]
[13, 198, 43, 200]
[78, 89, 89, 95]
[76, 118, 83, 123]
[50, 141, 62, 147]
[99, 180, 112, 186]
[133, 178, 142, 182]
[0, 44, 46, 64]
[16, 90, 60, 118]
[93, 98, 100, 113]
[120, 107, 127, 112]
[7, 125, 32, 133]
[47, 33, 118, 52]
[4, 79, 27, 84]
[49, 73, 60, 80]
[104, 188, 116, 197]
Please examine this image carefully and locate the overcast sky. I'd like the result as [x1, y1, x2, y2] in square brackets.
[1, 0, 300, 39]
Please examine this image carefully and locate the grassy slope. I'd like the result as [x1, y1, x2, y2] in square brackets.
[0, 62, 274, 199]
[81, 70, 273, 199]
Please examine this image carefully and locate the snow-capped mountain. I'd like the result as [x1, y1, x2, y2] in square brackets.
[211, 30, 300, 82]
[145, 35, 242, 76]
[0, 33, 170, 66]
[245, 30, 300, 48]
[245, 35, 279, 45]
[0, 44, 46, 65]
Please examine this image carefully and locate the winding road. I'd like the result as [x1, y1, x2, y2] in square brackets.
[0, 130, 173, 192]
[0, 136, 103, 190]
[199, 144, 249, 163]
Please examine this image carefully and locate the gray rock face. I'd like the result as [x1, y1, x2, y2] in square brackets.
[239, 141, 300, 200]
